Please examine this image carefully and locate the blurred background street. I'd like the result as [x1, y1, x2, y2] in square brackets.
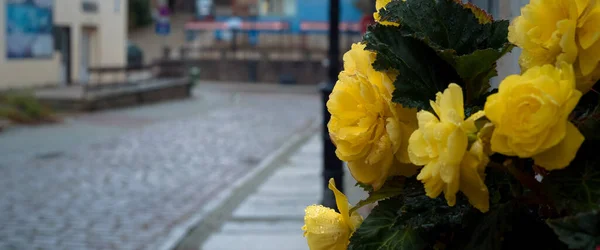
[0, 0, 525, 249]
[0, 83, 322, 249]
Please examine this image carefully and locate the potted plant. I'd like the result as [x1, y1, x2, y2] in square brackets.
[302, 0, 600, 249]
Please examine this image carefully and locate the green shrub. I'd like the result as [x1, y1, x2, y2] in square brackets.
[0, 92, 56, 124]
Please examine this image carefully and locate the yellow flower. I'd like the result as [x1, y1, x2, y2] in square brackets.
[328, 43, 418, 190]
[374, 0, 400, 26]
[303, 179, 363, 250]
[508, 0, 600, 92]
[476, 122, 495, 156]
[408, 84, 490, 213]
[484, 63, 584, 170]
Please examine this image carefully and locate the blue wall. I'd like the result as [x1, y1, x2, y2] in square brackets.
[292, 0, 363, 33]
[296, 0, 362, 22]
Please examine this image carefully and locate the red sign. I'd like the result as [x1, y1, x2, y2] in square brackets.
[185, 21, 289, 31]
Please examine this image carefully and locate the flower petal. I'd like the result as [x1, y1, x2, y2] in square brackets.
[578, 11, 600, 50]
[303, 205, 349, 250]
[533, 122, 585, 170]
[556, 19, 578, 64]
[347, 152, 393, 191]
[390, 161, 420, 177]
[408, 130, 432, 166]
[490, 131, 516, 156]
[418, 161, 444, 198]
[459, 153, 490, 213]
[439, 83, 465, 123]
[328, 179, 353, 230]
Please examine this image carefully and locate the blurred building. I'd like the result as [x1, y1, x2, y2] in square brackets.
[464, 0, 530, 86]
[0, 0, 127, 90]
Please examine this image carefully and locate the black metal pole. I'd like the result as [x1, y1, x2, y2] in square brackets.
[320, 0, 344, 209]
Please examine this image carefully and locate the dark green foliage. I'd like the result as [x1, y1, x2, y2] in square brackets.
[547, 211, 600, 250]
[0, 105, 33, 124]
[356, 182, 375, 193]
[0, 92, 55, 124]
[396, 178, 472, 231]
[380, 0, 509, 55]
[351, 1, 600, 250]
[364, 24, 462, 110]
[452, 201, 567, 250]
[366, 0, 512, 109]
[573, 94, 600, 141]
[349, 179, 476, 250]
[452, 47, 513, 102]
[351, 177, 406, 214]
[348, 198, 427, 250]
[543, 141, 600, 214]
[461, 202, 516, 250]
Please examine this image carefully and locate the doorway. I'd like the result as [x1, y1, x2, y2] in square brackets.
[79, 29, 91, 84]
[53, 26, 72, 85]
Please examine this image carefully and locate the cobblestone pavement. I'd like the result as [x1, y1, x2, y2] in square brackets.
[0, 91, 319, 250]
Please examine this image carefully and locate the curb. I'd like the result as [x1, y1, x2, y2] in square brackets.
[157, 119, 320, 250]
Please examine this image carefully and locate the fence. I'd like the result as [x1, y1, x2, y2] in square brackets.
[161, 20, 363, 83]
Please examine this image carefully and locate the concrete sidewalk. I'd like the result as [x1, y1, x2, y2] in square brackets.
[200, 135, 366, 250]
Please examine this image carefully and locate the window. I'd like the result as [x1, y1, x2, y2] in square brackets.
[115, 0, 121, 13]
[82, 0, 99, 13]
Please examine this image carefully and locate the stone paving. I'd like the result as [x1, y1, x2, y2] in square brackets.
[202, 135, 321, 250]
[0, 88, 319, 250]
[201, 135, 367, 250]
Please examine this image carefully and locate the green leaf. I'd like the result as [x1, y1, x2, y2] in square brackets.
[463, 202, 516, 250]
[579, 115, 600, 141]
[351, 178, 405, 214]
[378, 0, 513, 105]
[397, 178, 473, 230]
[451, 199, 567, 250]
[356, 182, 374, 193]
[547, 211, 600, 250]
[380, 0, 509, 55]
[348, 198, 427, 250]
[364, 24, 462, 110]
[543, 141, 600, 213]
[574, 97, 600, 141]
[453, 47, 513, 99]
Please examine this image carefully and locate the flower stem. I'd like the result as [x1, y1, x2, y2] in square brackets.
[488, 159, 544, 196]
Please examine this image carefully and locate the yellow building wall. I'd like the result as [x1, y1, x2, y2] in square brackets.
[0, 0, 127, 90]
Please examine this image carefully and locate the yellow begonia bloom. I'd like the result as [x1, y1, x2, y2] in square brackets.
[508, 0, 600, 92]
[328, 43, 418, 190]
[408, 84, 490, 213]
[303, 179, 363, 250]
[374, 0, 401, 26]
[484, 63, 584, 171]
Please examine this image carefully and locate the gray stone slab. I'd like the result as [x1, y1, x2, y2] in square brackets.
[256, 184, 320, 196]
[264, 171, 320, 182]
[238, 193, 318, 209]
[298, 146, 322, 155]
[262, 171, 319, 184]
[264, 167, 320, 179]
[288, 155, 322, 166]
[232, 195, 313, 219]
[220, 221, 304, 233]
[203, 234, 308, 250]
